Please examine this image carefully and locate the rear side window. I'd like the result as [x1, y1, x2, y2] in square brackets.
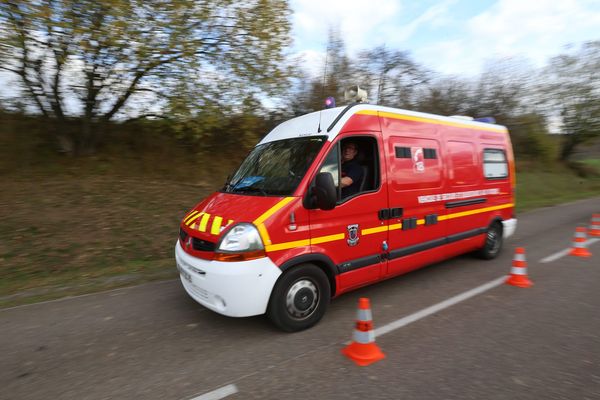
[483, 149, 508, 179]
[448, 141, 478, 186]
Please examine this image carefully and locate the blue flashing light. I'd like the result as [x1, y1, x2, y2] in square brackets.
[474, 117, 496, 124]
[325, 96, 336, 108]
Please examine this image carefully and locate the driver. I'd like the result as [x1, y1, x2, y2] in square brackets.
[340, 141, 363, 198]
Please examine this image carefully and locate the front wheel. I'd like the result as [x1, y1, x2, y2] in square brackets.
[478, 222, 503, 259]
[267, 264, 330, 332]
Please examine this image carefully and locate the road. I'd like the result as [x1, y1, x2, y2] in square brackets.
[2, 197, 599, 400]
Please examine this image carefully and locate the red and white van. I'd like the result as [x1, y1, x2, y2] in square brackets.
[175, 102, 516, 331]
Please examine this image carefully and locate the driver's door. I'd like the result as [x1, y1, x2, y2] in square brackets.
[308, 134, 389, 294]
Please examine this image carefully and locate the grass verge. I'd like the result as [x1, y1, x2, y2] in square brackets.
[0, 172, 213, 308]
[516, 163, 600, 212]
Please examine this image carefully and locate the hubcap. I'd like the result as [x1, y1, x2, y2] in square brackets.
[286, 279, 318, 320]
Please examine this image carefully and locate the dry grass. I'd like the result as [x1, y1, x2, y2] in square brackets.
[0, 172, 215, 307]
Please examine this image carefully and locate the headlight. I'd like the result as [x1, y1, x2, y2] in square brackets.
[215, 224, 265, 261]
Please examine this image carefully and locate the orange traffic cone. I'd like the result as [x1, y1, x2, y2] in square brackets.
[569, 227, 592, 258]
[342, 298, 385, 366]
[588, 214, 600, 237]
[505, 247, 533, 288]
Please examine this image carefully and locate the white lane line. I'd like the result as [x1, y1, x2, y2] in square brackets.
[189, 384, 238, 400]
[539, 249, 571, 264]
[373, 276, 507, 338]
[540, 239, 600, 263]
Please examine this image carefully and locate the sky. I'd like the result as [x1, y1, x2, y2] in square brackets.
[290, 0, 600, 77]
[2, 0, 599, 111]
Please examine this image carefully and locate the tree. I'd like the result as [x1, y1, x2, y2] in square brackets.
[0, 0, 292, 154]
[542, 41, 600, 160]
[414, 76, 473, 116]
[452, 58, 532, 125]
[356, 45, 429, 108]
[289, 28, 355, 114]
[505, 113, 557, 164]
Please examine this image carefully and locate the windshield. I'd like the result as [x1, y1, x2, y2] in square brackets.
[223, 136, 327, 196]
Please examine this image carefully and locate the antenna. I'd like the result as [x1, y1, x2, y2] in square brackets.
[317, 52, 329, 133]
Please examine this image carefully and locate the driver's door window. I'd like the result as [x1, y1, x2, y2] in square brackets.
[318, 143, 340, 188]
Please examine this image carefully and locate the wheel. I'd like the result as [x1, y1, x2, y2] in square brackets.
[267, 263, 330, 332]
[478, 222, 503, 259]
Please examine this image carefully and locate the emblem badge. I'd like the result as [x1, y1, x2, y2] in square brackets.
[412, 147, 425, 173]
[186, 236, 193, 249]
[347, 224, 359, 246]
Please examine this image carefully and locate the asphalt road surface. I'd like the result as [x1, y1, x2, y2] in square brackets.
[2, 197, 599, 400]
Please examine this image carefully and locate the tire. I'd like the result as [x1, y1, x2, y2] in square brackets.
[267, 263, 330, 332]
[478, 222, 503, 259]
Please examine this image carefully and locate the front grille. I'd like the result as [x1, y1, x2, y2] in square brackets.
[180, 227, 215, 252]
[179, 227, 189, 242]
[193, 237, 216, 252]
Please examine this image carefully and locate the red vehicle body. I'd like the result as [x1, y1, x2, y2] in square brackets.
[176, 104, 516, 331]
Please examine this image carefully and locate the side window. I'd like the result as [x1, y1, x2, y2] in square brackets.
[318, 143, 340, 187]
[317, 136, 379, 203]
[483, 149, 508, 179]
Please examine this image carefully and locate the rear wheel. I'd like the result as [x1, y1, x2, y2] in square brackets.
[478, 222, 503, 259]
[267, 264, 330, 332]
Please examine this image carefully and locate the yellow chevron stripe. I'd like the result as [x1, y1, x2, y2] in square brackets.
[186, 212, 204, 227]
[356, 110, 507, 133]
[183, 210, 200, 224]
[198, 213, 210, 232]
[211, 216, 223, 235]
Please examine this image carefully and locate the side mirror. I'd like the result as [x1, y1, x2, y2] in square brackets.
[313, 172, 337, 210]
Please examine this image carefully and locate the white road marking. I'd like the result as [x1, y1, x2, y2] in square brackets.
[539, 249, 571, 263]
[373, 276, 507, 338]
[539, 239, 600, 263]
[189, 384, 238, 400]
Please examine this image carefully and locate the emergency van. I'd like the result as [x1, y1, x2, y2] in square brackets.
[175, 98, 516, 332]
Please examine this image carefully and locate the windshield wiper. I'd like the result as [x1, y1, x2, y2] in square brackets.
[230, 187, 268, 196]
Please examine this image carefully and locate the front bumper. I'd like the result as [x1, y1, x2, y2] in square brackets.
[174, 241, 281, 317]
[502, 218, 517, 239]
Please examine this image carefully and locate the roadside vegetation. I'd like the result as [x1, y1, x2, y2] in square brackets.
[0, 3, 598, 307]
[516, 162, 600, 211]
